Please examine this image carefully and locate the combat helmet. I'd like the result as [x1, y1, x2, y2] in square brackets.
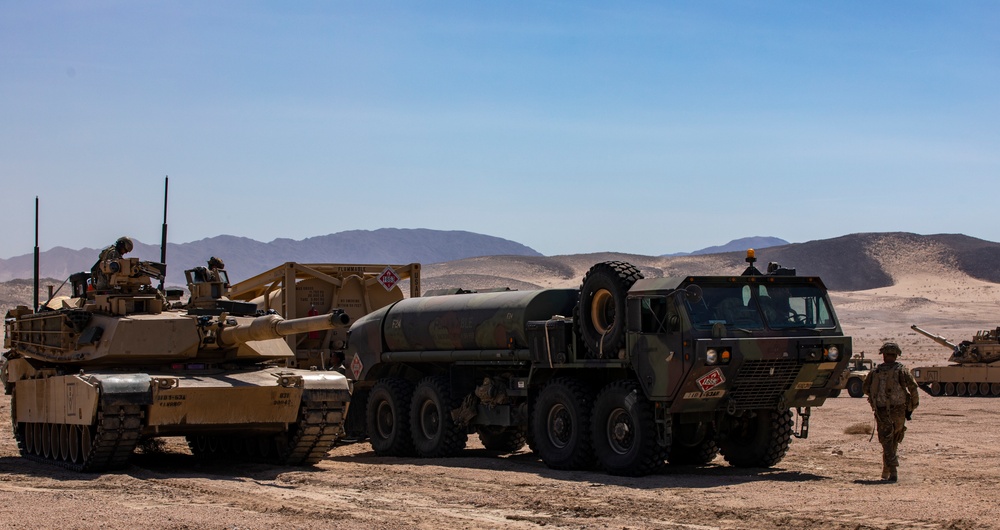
[115, 236, 134, 254]
[879, 342, 902, 356]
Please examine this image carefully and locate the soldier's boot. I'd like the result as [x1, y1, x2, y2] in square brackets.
[887, 466, 898, 482]
[881, 464, 891, 480]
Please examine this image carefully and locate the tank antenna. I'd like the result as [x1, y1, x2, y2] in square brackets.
[33, 196, 40, 311]
[159, 176, 169, 291]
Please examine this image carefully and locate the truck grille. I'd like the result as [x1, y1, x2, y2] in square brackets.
[728, 359, 801, 410]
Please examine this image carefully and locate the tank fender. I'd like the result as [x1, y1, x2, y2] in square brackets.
[301, 371, 352, 394]
[85, 373, 154, 405]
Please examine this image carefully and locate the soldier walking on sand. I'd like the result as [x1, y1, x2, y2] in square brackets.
[862, 342, 919, 482]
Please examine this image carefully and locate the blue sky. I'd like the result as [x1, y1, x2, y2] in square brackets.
[1, 1, 997, 259]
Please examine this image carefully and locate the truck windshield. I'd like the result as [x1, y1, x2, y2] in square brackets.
[684, 284, 836, 331]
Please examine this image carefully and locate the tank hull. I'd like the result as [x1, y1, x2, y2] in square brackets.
[8, 359, 350, 471]
[913, 363, 1000, 397]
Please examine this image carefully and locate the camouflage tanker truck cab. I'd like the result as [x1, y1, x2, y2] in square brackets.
[625, 274, 848, 411]
[344, 253, 852, 477]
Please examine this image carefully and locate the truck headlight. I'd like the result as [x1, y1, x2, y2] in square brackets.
[706, 348, 718, 365]
[826, 346, 839, 361]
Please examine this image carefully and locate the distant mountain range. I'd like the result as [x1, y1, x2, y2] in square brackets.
[4, 231, 1000, 300]
[0, 228, 542, 286]
[662, 236, 789, 256]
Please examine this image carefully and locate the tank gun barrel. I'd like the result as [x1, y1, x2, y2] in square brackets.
[910, 324, 958, 350]
[217, 310, 351, 348]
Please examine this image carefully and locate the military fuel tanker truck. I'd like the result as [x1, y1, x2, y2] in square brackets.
[2, 255, 352, 471]
[343, 252, 852, 476]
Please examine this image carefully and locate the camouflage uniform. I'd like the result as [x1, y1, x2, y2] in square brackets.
[862, 342, 919, 482]
[206, 256, 225, 283]
[91, 236, 134, 290]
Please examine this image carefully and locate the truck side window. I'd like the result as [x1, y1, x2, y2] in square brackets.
[640, 297, 671, 334]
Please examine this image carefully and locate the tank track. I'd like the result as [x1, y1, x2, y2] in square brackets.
[13, 394, 144, 472]
[277, 389, 348, 465]
[186, 388, 347, 466]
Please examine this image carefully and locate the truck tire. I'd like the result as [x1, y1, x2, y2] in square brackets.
[366, 378, 416, 457]
[409, 376, 467, 458]
[847, 377, 864, 398]
[476, 425, 527, 453]
[828, 389, 842, 398]
[531, 377, 594, 470]
[591, 380, 667, 476]
[718, 408, 793, 468]
[575, 261, 643, 359]
[668, 420, 719, 466]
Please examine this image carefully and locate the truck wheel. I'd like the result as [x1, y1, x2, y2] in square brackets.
[591, 380, 667, 476]
[476, 425, 527, 453]
[366, 378, 416, 457]
[575, 261, 643, 359]
[531, 377, 594, 470]
[409, 376, 467, 458]
[668, 420, 719, 466]
[718, 408, 793, 468]
[847, 378, 864, 398]
[828, 389, 842, 398]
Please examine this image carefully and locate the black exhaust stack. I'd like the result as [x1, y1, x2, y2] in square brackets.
[33, 196, 39, 312]
[159, 176, 168, 291]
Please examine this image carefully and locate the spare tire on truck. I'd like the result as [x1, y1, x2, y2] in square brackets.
[575, 261, 644, 359]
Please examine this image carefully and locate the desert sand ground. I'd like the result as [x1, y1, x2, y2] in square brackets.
[2, 247, 999, 529]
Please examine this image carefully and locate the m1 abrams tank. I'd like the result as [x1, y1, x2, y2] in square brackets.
[1, 255, 352, 471]
[910, 324, 1000, 397]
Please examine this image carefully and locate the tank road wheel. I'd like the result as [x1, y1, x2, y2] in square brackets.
[41, 423, 52, 459]
[366, 378, 416, 457]
[476, 425, 527, 453]
[668, 420, 719, 466]
[846, 378, 865, 398]
[718, 409, 793, 468]
[945, 382, 956, 396]
[575, 261, 643, 359]
[969, 383, 980, 397]
[68, 425, 81, 464]
[531, 377, 594, 470]
[20, 423, 32, 455]
[591, 380, 667, 476]
[929, 382, 943, 396]
[50, 424, 62, 461]
[409, 376, 468, 458]
[34, 423, 45, 456]
[979, 383, 991, 396]
[59, 424, 70, 461]
[957, 382, 968, 396]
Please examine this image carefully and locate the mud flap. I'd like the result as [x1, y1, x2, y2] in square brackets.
[793, 406, 810, 439]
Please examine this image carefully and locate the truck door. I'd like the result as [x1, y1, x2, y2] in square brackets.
[627, 296, 687, 399]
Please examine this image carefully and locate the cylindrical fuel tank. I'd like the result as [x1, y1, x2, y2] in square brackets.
[375, 289, 579, 352]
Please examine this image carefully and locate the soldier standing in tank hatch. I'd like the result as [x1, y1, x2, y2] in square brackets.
[206, 256, 226, 283]
[862, 342, 919, 482]
[91, 236, 134, 290]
